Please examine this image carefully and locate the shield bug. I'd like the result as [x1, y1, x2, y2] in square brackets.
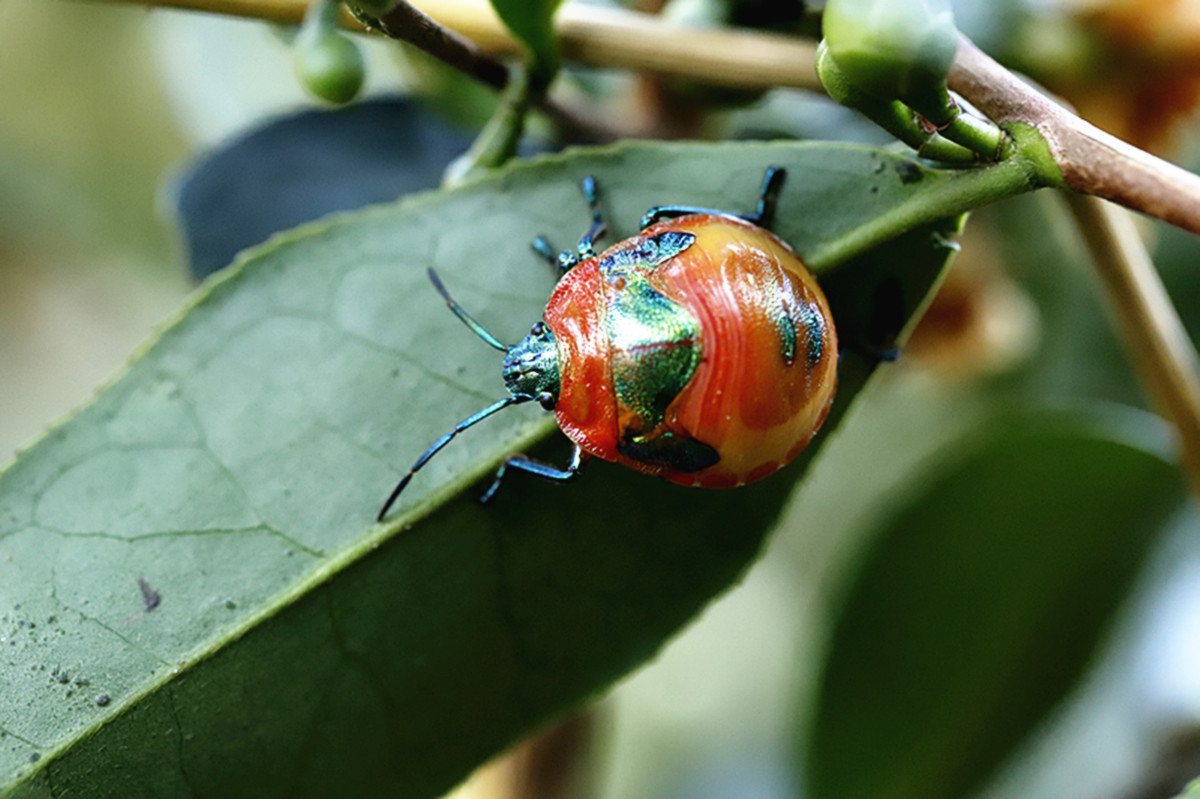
[378, 167, 838, 520]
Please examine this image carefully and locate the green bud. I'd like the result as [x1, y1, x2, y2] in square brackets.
[293, 29, 365, 105]
[823, 0, 958, 118]
[816, 38, 873, 110]
[817, 40, 980, 165]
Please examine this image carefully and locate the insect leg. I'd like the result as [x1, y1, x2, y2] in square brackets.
[532, 178, 607, 272]
[531, 235, 578, 275]
[530, 236, 559, 266]
[742, 166, 786, 227]
[479, 442, 588, 503]
[639, 204, 713, 230]
[576, 176, 607, 258]
[640, 166, 788, 229]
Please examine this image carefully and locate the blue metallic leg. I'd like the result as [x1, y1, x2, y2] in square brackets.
[479, 442, 588, 503]
[576, 176, 607, 258]
[531, 235, 559, 266]
[530, 176, 608, 274]
[531, 235, 577, 275]
[744, 166, 785, 227]
[640, 166, 787, 229]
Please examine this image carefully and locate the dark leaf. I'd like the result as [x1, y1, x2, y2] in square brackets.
[171, 98, 473, 280]
[803, 407, 1184, 799]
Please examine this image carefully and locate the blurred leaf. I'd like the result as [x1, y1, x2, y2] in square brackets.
[988, 195, 1143, 408]
[803, 406, 1184, 799]
[489, 0, 563, 86]
[1154, 190, 1200, 354]
[0, 1, 184, 259]
[0, 140, 961, 798]
[1176, 777, 1200, 798]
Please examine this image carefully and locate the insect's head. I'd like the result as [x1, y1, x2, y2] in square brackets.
[502, 321, 560, 410]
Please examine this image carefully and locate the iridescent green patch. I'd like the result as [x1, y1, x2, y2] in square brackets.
[796, 301, 827, 370]
[770, 286, 827, 370]
[599, 231, 702, 432]
[776, 309, 798, 365]
[617, 430, 720, 473]
[608, 288, 699, 430]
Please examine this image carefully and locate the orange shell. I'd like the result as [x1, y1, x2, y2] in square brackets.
[545, 214, 838, 487]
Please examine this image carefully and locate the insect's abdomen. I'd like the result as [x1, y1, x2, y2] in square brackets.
[646, 215, 838, 487]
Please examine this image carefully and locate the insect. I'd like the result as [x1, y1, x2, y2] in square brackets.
[377, 166, 838, 521]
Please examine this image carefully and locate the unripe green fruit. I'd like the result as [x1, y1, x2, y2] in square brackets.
[823, 0, 958, 113]
[294, 30, 365, 105]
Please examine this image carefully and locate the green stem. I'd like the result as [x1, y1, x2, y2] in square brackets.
[937, 106, 1006, 160]
[874, 101, 979, 165]
[808, 129, 1051, 271]
[817, 41, 979, 165]
[443, 62, 532, 186]
[303, 0, 339, 33]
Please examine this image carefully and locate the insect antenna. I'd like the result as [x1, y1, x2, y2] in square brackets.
[427, 267, 509, 352]
[377, 395, 530, 521]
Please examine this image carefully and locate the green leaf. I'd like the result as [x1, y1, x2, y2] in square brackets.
[489, 0, 563, 88]
[0, 141, 961, 798]
[803, 406, 1185, 799]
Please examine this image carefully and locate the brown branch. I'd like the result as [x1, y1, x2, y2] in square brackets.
[1064, 193, 1200, 497]
[88, 0, 820, 91]
[371, 0, 508, 90]
[418, 0, 820, 91]
[366, 2, 613, 142]
[84, 0, 1200, 234]
[949, 36, 1200, 236]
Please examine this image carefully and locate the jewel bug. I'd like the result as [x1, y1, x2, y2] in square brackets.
[378, 167, 838, 521]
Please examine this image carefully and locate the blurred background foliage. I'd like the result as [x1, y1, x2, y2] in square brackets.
[4, 0, 1200, 797]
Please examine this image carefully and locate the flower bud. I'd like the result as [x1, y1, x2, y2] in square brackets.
[823, 0, 958, 116]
